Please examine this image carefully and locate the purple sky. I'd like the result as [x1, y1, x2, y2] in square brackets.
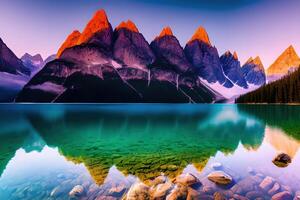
[0, 0, 299, 67]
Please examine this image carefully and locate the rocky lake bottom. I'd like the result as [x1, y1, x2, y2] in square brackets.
[0, 104, 299, 200]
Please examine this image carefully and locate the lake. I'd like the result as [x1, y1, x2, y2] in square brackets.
[0, 104, 299, 199]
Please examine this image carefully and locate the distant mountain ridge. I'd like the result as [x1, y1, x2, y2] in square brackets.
[266, 45, 300, 83]
[15, 9, 269, 102]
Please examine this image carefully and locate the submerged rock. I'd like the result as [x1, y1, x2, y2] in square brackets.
[166, 185, 188, 200]
[272, 153, 292, 167]
[268, 182, 281, 196]
[271, 191, 293, 200]
[207, 171, 232, 185]
[125, 183, 150, 200]
[150, 182, 173, 199]
[69, 185, 85, 198]
[150, 175, 168, 187]
[259, 176, 274, 191]
[175, 173, 199, 186]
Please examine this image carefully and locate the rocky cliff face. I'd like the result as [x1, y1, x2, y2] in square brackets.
[113, 20, 155, 70]
[57, 9, 114, 59]
[184, 27, 230, 86]
[220, 51, 248, 89]
[0, 38, 30, 76]
[267, 45, 300, 76]
[242, 56, 266, 86]
[150, 27, 192, 74]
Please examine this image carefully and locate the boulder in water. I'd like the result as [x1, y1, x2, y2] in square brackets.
[272, 153, 292, 167]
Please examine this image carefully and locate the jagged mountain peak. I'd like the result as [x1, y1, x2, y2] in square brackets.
[21, 53, 43, 61]
[159, 26, 173, 37]
[57, 30, 81, 58]
[77, 9, 111, 44]
[245, 57, 254, 64]
[188, 26, 211, 45]
[233, 51, 238, 60]
[267, 45, 300, 75]
[253, 56, 264, 69]
[116, 20, 139, 33]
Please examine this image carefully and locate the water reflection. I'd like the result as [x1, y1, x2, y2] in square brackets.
[0, 104, 299, 200]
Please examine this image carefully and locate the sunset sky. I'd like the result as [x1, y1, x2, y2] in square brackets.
[0, 0, 299, 67]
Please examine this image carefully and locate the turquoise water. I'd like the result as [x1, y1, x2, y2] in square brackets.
[0, 104, 299, 199]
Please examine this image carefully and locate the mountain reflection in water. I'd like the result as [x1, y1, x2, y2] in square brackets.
[0, 104, 299, 200]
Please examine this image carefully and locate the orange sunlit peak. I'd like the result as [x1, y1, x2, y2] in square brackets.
[57, 30, 81, 58]
[116, 20, 139, 33]
[189, 26, 211, 45]
[158, 26, 174, 38]
[233, 51, 238, 60]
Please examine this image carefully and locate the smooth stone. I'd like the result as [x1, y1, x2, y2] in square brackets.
[272, 191, 293, 200]
[207, 171, 232, 185]
[150, 182, 173, 199]
[272, 153, 292, 167]
[175, 173, 199, 186]
[214, 192, 227, 200]
[166, 185, 188, 200]
[211, 162, 223, 170]
[69, 185, 85, 198]
[259, 176, 274, 191]
[125, 183, 150, 200]
[268, 182, 281, 196]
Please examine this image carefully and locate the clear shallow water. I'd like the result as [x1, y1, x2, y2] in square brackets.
[0, 104, 299, 199]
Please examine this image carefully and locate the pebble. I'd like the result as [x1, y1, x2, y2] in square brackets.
[268, 182, 281, 196]
[272, 191, 293, 200]
[150, 182, 173, 199]
[207, 171, 232, 185]
[166, 185, 187, 200]
[175, 173, 199, 186]
[151, 175, 167, 187]
[272, 153, 292, 167]
[125, 183, 150, 200]
[259, 176, 274, 191]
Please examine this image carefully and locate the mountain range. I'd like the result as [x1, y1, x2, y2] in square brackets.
[1, 9, 299, 103]
[14, 9, 268, 103]
[0, 38, 55, 102]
